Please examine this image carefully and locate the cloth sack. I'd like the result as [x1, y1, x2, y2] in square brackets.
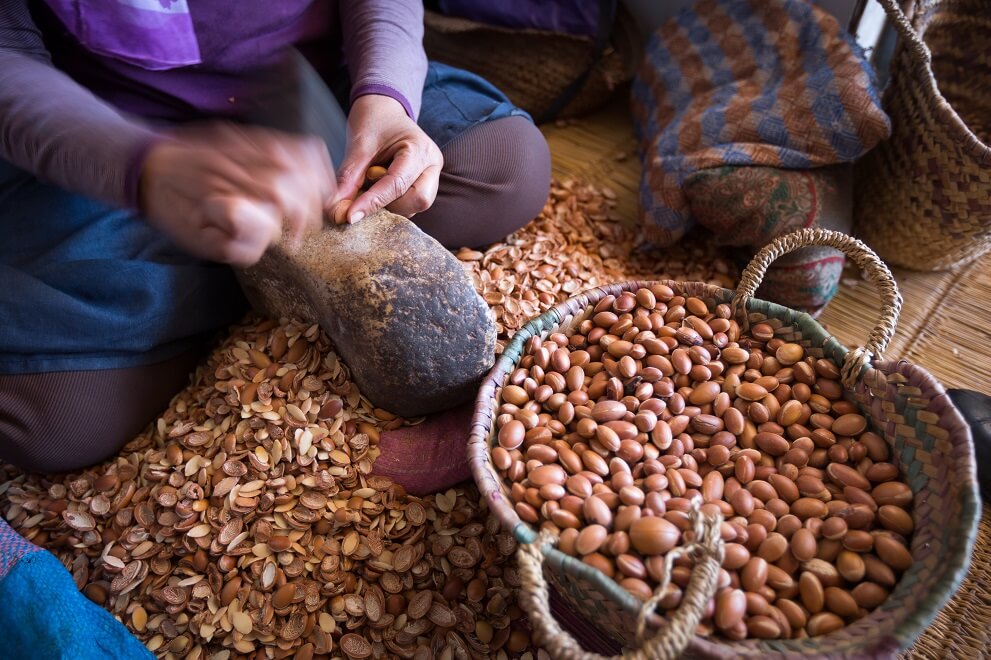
[684, 164, 852, 311]
[630, 0, 890, 311]
[373, 403, 474, 495]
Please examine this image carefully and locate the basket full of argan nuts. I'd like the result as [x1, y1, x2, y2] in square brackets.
[468, 228, 980, 658]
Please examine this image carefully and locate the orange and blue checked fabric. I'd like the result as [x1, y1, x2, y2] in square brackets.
[631, 0, 891, 246]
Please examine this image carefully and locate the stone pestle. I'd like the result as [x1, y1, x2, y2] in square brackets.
[236, 210, 496, 417]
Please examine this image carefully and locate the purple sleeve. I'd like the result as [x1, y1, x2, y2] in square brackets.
[0, 0, 163, 209]
[339, 0, 427, 120]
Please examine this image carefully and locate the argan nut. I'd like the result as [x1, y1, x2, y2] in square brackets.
[629, 517, 680, 555]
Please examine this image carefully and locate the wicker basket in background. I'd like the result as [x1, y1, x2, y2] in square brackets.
[469, 229, 980, 657]
[422, 7, 642, 122]
[854, 0, 991, 270]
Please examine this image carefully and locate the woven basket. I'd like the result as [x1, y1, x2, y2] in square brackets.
[853, 0, 991, 271]
[468, 229, 981, 657]
[901, 507, 991, 658]
[422, 8, 641, 121]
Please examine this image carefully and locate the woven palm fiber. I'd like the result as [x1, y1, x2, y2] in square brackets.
[853, 0, 991, 270]
[542, 96, 991, 395]
[422, 8, 641, 121]
[899, 507, 991, 660]
[822, 253, 991, 396]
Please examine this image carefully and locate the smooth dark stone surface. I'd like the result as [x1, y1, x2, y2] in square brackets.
[237, 210, 496, 416]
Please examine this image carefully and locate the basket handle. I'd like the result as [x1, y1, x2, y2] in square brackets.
[516, 503, 724, 660]
[875, 0, 932, 69]
[730, 228, 902, 389]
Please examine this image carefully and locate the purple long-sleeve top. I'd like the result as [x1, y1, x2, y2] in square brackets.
[0, 0, 427, 209]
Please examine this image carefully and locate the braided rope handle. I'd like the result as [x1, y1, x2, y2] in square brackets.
[517, 503, 725, 660]
[730, 228, 902, 389]
[875, 0, 932, 68]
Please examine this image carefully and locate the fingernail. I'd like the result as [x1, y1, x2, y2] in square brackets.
[349, 210, 365, 224]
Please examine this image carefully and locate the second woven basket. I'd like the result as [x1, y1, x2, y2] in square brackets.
[854, 0, 991, 270]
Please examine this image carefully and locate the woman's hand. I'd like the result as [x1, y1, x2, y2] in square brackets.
[140, 124, 336, 268]
[332, 94, 443, 223]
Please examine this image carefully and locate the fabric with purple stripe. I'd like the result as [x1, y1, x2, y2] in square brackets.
[0, 0, 428, 208]
[43, 0, 201, 70]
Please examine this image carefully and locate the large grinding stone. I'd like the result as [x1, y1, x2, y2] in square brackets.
[236, 210, 496, 417]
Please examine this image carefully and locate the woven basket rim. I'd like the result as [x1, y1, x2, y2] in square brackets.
[467, 279, 981, 656]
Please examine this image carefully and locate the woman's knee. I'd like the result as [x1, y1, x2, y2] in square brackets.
[0, 355, 198, 473]
[0, 373, 110, 473]
[414, 115, 551, 248]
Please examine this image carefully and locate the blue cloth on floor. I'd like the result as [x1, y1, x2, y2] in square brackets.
[0, 522, 151, 659]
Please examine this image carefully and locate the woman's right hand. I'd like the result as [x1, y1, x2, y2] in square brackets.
[139, 124, 336, 268]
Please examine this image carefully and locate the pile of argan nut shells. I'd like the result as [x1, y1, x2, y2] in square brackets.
[0, 177, 745, 660]
[491, 283, 915, 642]
[456, 178, 738, 352]
[0, 318, 544, 660]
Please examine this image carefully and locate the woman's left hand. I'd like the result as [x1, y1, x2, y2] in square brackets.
[331, 94, 443, 223]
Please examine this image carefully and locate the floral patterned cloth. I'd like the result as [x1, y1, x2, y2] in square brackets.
[685, 165, 850, 312]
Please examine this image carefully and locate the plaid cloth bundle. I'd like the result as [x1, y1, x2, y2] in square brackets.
[631, 0, 891, 311]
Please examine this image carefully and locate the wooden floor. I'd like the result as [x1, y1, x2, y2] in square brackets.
[541, 97, 991, 396]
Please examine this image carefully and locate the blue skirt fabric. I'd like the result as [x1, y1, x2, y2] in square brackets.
[0, 62, 529, 374]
